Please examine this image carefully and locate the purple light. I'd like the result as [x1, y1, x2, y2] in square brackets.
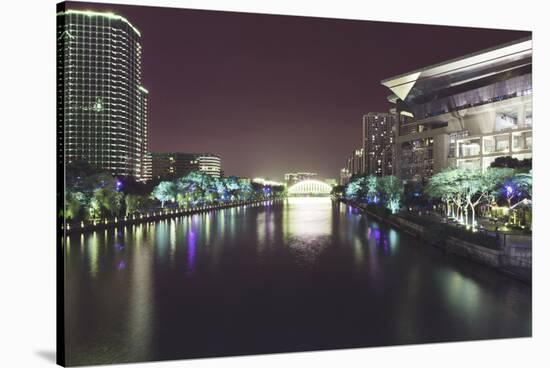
[187, 228, 196, 272]
[117, 260, 126, 270]
[505, 185, 513, 196]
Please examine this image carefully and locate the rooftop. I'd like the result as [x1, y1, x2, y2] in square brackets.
[381, 36, 532, 102]
[57, 9, 141, 37]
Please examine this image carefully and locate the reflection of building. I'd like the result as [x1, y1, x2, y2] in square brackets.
[340, 168, 351, 185]
[362, 113, 396, 176]
[284, 172, 318, 185]
[346, 148, 364, 177]
[151, 152, 221, 179]
[57, 10, 149, 181]
[381, 37, 532, 181]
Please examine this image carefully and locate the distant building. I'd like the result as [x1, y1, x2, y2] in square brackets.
[57, 10, 149, 181]
[324, 178, 338, 187]
[340, 168, 351, 185]
[252, 177, 285, 187]
[284, 172, 318, 186]
[381, 37, 532, 181]
[346, 148, 364, 177]
[197, 154, 222, 178]
[238, 177, 251, 185]
[151, 152, 221, 179]
[362, 113, 396, 176]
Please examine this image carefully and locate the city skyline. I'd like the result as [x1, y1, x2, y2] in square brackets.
[57, 4, 533, 366]
[66, 2, 528, 180]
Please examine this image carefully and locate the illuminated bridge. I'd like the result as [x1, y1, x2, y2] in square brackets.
[287, 180, 333, 196]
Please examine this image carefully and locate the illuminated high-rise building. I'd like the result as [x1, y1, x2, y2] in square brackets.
[57, 9, 150, 180]
[362, 113, 396, 176]
[346, 148, 364, 177]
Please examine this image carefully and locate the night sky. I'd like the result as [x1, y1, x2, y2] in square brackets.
[66, 2, 529, 180]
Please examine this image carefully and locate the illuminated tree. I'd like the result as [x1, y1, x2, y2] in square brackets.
[152, 181, 177, 207]
[502, 170, 532, 208]
[89, 187, 123, 218]
[345, 177, 362, 200]
[378, 176, 404, 214]
[224, 176, 241, 200]
[125, 194, 151, 216]
[427, 167, 513, 227]
[64, 191, 85, 220]
[426, 169, 458, 217]
[238, 181, 254, 200]
[365, 175, 378, 203]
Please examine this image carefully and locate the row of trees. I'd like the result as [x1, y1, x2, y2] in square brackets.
[152, 171, 286, 208]
[339, 175, 405, 214]
[425, 167, 532, 227]
[335, 163, 532, 230]
[63, 162, 286, 222]
[63, 161, 123, 221]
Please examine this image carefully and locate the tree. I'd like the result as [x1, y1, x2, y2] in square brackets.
[404, 179, 428, 209]
[427, 168, 512, 227]
[378, 176, 404, 214]
[490, 156, 531, 170]
[426, 168, 460, 218]
[344, 175, 373, 202]
[331, 185, 345, 198]
[514, 171, 532, 199]
[365, 175, 378, 203]
[89, 187, 123, 218]
[152, 181, 177, 207]
[238, 181, 254, 200]
[211, 177, 227, 201]
[345, 177, 362, 200]
[125, 194, 151, 216]
[502, 170, 532, 208]
[64, 191, 85, 221]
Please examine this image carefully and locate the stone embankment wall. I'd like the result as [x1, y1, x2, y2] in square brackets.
[341, 199, 531, 282]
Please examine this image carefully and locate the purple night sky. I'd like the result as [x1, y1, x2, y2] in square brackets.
[66, 2, 530, 180]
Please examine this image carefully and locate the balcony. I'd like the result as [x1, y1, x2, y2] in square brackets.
[512, 130, 532, 152]
[483, 134, 510, 155]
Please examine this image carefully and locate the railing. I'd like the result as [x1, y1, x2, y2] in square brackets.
[418, 88, 532, 120]
[63, 198, 285, 234]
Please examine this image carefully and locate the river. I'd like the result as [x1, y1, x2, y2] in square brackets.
[64, 197, 531, 365]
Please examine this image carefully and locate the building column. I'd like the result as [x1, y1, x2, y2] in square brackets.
[517, 103, 526, 129]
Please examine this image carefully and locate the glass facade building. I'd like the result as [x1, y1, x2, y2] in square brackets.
[57, 9, 150, 180]
[381, 37, 532, 181]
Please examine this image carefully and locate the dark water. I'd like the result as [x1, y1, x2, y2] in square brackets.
[64, 197, 531, 366]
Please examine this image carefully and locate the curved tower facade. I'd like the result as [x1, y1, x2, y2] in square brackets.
[57, 10, 149, 180]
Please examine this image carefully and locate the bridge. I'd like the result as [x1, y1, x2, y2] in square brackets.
[287, 179, 333, 196]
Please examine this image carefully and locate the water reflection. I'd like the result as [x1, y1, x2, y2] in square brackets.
[187, 218, 196, 274]
[65, 197, 531, 365]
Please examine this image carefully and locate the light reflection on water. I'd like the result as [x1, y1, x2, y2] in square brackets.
[65, 197, 531, 365]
